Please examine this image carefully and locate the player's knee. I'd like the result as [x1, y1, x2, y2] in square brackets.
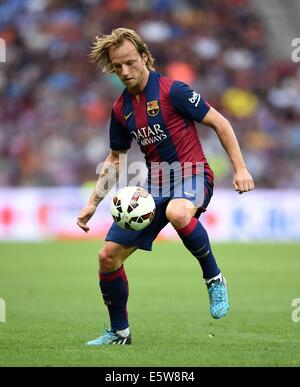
[166, 207, 191, 229]
[98, 247, 116, 272]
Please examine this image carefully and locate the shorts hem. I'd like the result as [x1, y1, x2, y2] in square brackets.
[105, 238, 153, 252]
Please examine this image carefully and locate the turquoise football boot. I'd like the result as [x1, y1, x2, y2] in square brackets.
[207, 276, 229, 319]
[86, 328, 131, 346]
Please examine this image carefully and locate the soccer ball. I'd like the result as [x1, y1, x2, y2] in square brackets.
[111, 186, 156, 231]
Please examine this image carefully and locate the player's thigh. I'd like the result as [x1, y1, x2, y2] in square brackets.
[166, 198, 197, 228]
[99, 241, 137, 272]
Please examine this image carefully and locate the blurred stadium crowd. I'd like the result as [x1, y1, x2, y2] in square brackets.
[0, 0, 300, 188]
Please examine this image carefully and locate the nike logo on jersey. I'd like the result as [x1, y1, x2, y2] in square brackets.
[124, 111, 134, 120]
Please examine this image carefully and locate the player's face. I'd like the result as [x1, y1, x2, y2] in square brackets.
[109, 40, 149, 94]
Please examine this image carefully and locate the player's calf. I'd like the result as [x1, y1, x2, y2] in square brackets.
[171, 209, 229, 319]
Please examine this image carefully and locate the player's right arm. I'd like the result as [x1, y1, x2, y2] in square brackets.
[76, 149, 127, 233]
[77, 105, 132, 233]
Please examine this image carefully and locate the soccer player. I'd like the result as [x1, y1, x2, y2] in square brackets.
[77, 28, 254, 345]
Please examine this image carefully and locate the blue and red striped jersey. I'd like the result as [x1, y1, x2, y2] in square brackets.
[110, 70, 214, 182]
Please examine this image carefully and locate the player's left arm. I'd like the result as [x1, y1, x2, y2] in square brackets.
[202, 107, 254, 194]
[170, 81, 254, 193]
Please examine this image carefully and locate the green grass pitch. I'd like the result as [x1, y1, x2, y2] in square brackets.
[0, 241, 300, 367]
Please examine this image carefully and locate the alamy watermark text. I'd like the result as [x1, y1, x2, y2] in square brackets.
[291, 298, 300, 323]
[0, 38, 6, 63]
[291, 38, 300, 63]
[0, 298, 6, 323]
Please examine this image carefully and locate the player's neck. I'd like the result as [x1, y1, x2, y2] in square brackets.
[127, 69, 150, 95]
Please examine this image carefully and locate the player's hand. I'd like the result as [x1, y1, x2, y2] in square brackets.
[77, 205, 97, 233]
[233, 168, 255, 194]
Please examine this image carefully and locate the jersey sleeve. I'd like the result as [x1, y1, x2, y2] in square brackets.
[109, 109, 132, 151]
[170, 81, 211, 122]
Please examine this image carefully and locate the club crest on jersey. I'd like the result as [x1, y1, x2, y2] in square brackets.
[147, 100, 159, 116]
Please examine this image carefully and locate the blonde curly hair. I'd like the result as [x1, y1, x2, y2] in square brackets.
[90, 28, 155, 73]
